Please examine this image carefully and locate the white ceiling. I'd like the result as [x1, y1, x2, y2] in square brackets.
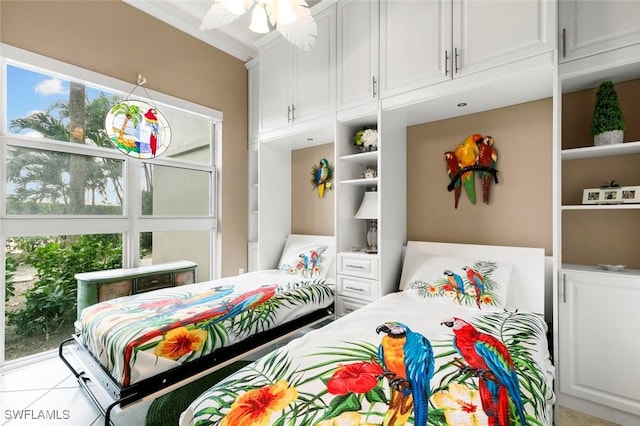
[124, 0, 322, 62]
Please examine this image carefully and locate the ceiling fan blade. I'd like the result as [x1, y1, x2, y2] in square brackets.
[199, 1, 243, 31]
[277, 0, 317, 51]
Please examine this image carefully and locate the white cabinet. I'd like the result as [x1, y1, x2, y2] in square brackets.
[335, 252, 380, 317]
[258, 3, 336, 135]
[559, 0, 640, 63]
[337, 0, 379, 111]
[558, 267, 640, 417]
[379, 0, 554, 99]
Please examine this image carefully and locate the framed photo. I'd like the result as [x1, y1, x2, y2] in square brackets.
[583, 186, 640, 204]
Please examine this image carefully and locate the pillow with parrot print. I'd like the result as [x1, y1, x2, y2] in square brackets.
[278, 242, 335, 279]
[404, 255, 512, 311]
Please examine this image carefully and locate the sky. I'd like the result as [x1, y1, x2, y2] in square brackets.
[6, 64, 109, 137]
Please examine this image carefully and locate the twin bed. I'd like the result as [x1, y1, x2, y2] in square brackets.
[61, 238, 555, 426]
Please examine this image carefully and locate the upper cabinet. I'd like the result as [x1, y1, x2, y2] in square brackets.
[258, 3, 336, 136]
[337, 0, 379, 111]
[559, 0, 640, 63]
[379, 0, 554, 99]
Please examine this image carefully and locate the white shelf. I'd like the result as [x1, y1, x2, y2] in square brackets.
[339, 177, 378, 186]
[561, 203, 640, 211]
[561, 140, 640, 160]
[340, 151, 378, 163]
[562, 263, 640, 277]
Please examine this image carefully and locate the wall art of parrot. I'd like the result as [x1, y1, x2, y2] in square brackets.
[463, 266, 486, 309]
[444, 151, 462, 208]
[376, 321, 434, 426]
[144, 108, 160, 157]
[310, 158, 334, 198]
[476, 135, 498, 204]
[455, 133, 482, 205]
[441, 317, 526, 426]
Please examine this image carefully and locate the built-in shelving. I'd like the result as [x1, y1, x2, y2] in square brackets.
[561, 203, 640, 210]
[561, 140, 640, 160]
[340, 177, 378, 186]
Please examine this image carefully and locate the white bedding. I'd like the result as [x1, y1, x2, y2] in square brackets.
[180, 290, 555, 425]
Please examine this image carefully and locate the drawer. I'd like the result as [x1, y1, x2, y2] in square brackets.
[337, 275, 377, 302]
[335, 295, 368, 317]
[174, 270, 195, 286]
[97, 280, 132, 302]
[337, 253, 379, 280]
[135, 273, 173, 293]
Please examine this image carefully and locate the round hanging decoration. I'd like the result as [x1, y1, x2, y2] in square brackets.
[104, 99, 171, 159]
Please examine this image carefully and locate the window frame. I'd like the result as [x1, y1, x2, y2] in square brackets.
[0, 44, 222, 366]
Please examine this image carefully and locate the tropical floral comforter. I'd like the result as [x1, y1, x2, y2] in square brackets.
[180, 291, 555, 426]
[77, 270, 334, 387]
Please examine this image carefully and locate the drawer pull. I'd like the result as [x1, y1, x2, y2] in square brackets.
[345, 264, 365, 269]
[346, 286, 365, 292]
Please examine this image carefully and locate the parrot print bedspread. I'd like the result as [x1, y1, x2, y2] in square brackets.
[77, 270, 334, 387]
[180, 291, 555, 426]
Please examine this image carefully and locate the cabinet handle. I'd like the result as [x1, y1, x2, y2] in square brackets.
[562, 274, 566, 303]
[345, 264, 365, 269]
[287, 105, 292, 123]
[562, 28, 566, 58]
[346, 286, 365, 292]
[372, 75, 377, 99]
[454, 47, 460, 73]
[445, 50, 449, 76]
[291, 104, 296, 122]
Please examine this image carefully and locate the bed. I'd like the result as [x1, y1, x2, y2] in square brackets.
[180, 241, 556, 426]
[58, 234, 336, 425]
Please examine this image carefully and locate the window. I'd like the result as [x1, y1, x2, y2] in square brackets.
[1, 45, 222, 363]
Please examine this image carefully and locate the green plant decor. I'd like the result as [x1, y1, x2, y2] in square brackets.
[591, 80, 626, 136]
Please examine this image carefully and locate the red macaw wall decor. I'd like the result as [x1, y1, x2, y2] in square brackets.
[444, 134, 499, 208]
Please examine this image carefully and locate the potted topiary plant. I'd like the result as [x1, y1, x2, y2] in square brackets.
[591, 80, 626, 146]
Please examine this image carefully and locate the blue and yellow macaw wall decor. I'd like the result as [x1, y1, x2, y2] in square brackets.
[310, 158, 334, 198]
[444, 134, 499, 208]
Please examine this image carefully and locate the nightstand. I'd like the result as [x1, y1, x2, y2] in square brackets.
[335, 252, 379, 317]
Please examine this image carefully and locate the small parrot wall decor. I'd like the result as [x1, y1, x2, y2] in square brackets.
[444, 134, 499, 208]
[310, 158, 334, 198]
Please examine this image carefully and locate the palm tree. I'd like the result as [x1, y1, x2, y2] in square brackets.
[110, 102, 142, 141]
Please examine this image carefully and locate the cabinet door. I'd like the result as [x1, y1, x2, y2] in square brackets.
[454, 0, 554, 76]
[379, 0, 451, 99]
[337, 0, 379, 110]
[293, 4, 336, 124]
[259, 37, 292, 133]
[559, 0, 640, 63]
[559, 270, 640, 416]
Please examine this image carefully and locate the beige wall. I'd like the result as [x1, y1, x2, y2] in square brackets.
[0, 0, 248, 277]
[562, 79, 640, 268]
[291, 143, 335, 235]
[407, 98, 553, 254]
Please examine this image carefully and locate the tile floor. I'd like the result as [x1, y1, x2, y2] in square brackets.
[0, 350, 622, 426]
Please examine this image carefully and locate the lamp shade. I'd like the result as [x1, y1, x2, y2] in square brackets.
[354, 191, 378, 219]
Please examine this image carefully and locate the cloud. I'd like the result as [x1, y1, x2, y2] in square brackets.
[35, 78, 68, 96]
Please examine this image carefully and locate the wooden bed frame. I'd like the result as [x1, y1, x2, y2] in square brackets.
[58, 234, 336, 426]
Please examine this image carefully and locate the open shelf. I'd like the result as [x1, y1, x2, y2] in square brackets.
[339, 177, 378, 186]
[561, 203, 640, 211]
[562, 140, 640, 160]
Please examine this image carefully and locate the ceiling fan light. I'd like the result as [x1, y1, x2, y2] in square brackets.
[222, 0, 247, 15]
[276, 0, 297, 26]
[249, 3, 270, 34]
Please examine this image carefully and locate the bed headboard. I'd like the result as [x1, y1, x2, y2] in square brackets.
[284, 234, 336, 281]
[399, 241, 546, 316]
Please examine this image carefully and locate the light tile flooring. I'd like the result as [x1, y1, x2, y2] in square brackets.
[0, 351, 622, 426]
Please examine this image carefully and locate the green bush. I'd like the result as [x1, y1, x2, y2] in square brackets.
[5, 256, 18, 302]
[591, 80, 626, 135]
[7, 234, 122, 338]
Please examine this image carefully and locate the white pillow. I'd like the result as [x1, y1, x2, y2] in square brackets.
[277, 240, 335, 280]
[403, 255, 512, 311]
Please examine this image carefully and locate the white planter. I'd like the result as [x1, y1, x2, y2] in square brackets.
[594, 129, 623, 146]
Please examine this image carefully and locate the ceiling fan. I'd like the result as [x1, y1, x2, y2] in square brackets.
[199, 0, 317, 51]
